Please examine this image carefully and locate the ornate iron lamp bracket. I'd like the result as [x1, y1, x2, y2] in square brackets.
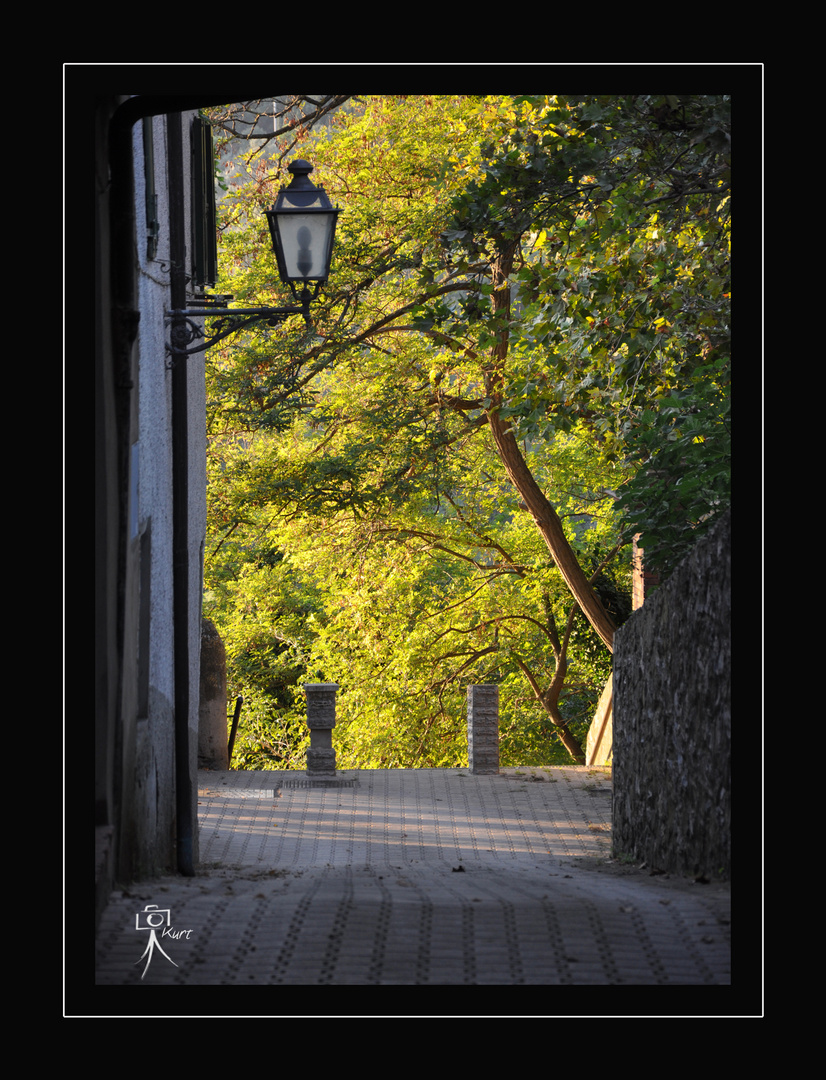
[165, 292, 313, 361]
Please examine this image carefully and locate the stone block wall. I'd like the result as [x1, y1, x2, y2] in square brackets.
[612, 509, 731, 879]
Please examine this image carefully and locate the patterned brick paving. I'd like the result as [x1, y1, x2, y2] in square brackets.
[95, 768, 731, 988]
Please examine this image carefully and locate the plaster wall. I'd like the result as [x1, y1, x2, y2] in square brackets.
[126, 112, 205, 876]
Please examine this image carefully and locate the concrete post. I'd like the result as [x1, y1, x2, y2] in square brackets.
[467, 684, 499, 774]
[304, 683, 339, 775]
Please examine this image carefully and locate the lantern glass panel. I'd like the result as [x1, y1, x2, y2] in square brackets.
[274, 212, 337, 282]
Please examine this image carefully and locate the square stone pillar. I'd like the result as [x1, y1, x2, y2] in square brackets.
[304, 683, 339, 775]
[467, 684, 499, 774]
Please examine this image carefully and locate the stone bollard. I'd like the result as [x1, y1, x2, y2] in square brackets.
[304, 683, 339, 775]
[467, 684, 499, 774]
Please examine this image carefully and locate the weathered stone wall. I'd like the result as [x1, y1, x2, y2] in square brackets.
[198, 619, 229, 770]
[613, 509, 731, 880]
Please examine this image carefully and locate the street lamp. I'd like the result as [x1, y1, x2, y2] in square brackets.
[167, 159, 340, 358]
[265, 159, 340, 305]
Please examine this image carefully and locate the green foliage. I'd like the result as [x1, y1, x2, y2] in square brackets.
[203, 93, 729, 767]
[437, 94, 731, 578]
[227, 686, 309, 771]
[614, 356, 731, 579]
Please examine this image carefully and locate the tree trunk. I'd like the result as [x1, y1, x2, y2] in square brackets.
[512, 652, 585, 764]
[544, 704, 586, 764]
[484, 241, 616, 653]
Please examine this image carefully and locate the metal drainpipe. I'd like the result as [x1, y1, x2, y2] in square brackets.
[167, 112, 196, 876]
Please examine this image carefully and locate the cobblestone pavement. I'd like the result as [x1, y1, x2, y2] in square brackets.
[94, 767, 732, 998]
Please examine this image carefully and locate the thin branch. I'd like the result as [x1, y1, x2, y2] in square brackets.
[489, 612, 559, 649]
[587, 540, 626, 582]
[206, 520, 241, 562]
[208, 96, 353, 159]
[424, 581, 503, 623]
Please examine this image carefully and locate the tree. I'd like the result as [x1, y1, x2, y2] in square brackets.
[204, 94, 729, 765]
[430, 93, 730, 619]
[207, 398, 625, 766]
[206, 96, 355, 160]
